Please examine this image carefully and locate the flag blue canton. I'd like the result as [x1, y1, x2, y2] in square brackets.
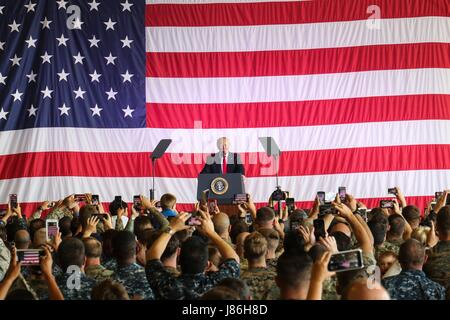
[0, 0, 145, 131]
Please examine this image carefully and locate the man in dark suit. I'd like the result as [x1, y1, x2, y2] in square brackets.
[200, 137, 245, 175]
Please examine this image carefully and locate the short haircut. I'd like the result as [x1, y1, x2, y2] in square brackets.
[276, 253, 313, 288]
[146, 230, 180, 261]
[256, 207, 275, 224]
[201, 286, 240, 300]
[58, 216, 73, 237]
[160, 193, 176, 210]
[283, 230, 306, 255]
[212, 213, 230, 235]
[378, 250, 397, 261]
[109, 199, 128, 216]
[79, 205, 99, 228]
[336, 269, 368, 295]
[14, 229, 30, 248]
[217, 278, 251, 300]
[70, 216, 81, 236]
[29, 219, 45, 242]
[91, 279, 130, 300]
[243, 232, 268, 260]
[258, 228, 280, 251]
[370, 208, 388, 226]
[208, 246, 222, 267]
[58, 237, 86, 271]
[133, 215, 153, 240]
[101, 229, 118, 261]
[179, 236, 208, 274]
[230, 221, 249, 244]
[112, 231, 136, 263]
[402, 205, 421, 224]
[329, 231, 352, 251]
[436, 205, 450, 235]
[83, 237, 102, 258]
[398, 239, 425, 267]
[368, 221, 387, 246]
[388, 214, 405, 237]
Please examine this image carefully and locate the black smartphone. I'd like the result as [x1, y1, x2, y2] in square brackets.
[380, 200, 394, 208]
[435, 191, 443, 200]
[286, 198, 295, 212]
[317, 191, 325, 205]
[388, 188, 397, 196]
[92, 194, 100, 205]
[9, 194, 18, 209]
[313, 219, 326, 239]
[338, 187, 346, 201]
[328, 249, 364, 272]
[355, 208, 368, 222]
[133, 195, 142, 210]
[17, 249, 44, 266]
[114, 196, 123, 209]
[92, 213, 108, 220]
[155, 201, 161, 208]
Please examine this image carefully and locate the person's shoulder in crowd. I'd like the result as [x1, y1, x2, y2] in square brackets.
[85, 264, 114, 282]
[56, 272, 97, 300]
[382, 269, 446, 300]
[375, 241, 401, 260]
[113, 263, 155, 300]
[46, 207, 73, 221]
[0, 238, 11, 282]
[240, 267, 276, 300]
[423, 240, 450, 296]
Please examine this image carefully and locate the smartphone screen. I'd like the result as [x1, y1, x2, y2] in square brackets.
[155, 201, 161, 208]
[355, 209, 368, 222]
[233, 193, 248, 204]
[46, 220, 59, 241]
[92, 194, 100, 205]
[338, 187, 346, 201]
[9, 194, 18, 208]
[133, 195, 142, 210]
[245, 213, 253, 224]
[313, 219, 326, 239]
[317, 191, 325, 205]
[435, 192, 443, 200]
[208, 199, 217, 212]
[328, 249, 364, 272]
[388, 188, 397, 196]
[186, 213, 202, 226]
[380, 200, 394, 208]
[17, 249, 44, 266]
[286, 198, 295, 212]
[74, 194, 87, 202]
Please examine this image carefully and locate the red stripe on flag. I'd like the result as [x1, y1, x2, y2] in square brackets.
[146, 94, 450, 129]
[147, 43, 450, 78]
[146, 0, 449, 27]
[2, 145, 450, 180]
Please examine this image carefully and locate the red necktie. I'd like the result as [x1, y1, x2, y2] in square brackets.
[222, 154, 227, 174]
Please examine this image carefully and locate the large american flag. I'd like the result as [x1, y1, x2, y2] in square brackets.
[1, 0, 450, 215]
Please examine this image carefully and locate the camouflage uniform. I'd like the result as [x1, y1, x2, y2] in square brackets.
[55, 272, 96, 300]
[164, 266, 181, 277]
[322, 276, 340, 300]
[46, 207, 74, 221]
[375, 241, 401, 260]
[103, 258, 117, 270]
[85, 264, 114, 282]
[146, 258, 240, 300]
[266, 258, 277, 272]
[112, 263, 155, 300]
[382, 269, 446, 300]
[423, 240, 450, 299]
[240, 258, 249, 272]
[240, 267, 277, 300]
[0, 238, 10, 282]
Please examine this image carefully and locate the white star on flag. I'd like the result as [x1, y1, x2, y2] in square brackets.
[90, 104, 103, 117]
[56, 0, 68, 10]
[11, 89, 23, 102]
[0, 41, 5, 51]
[89, 0, 100, 11]
[122, 105, 134, 118]
[57, 69, 70, 82]
[73, 52, 85, 64]
[25, 36, 37, 48]
[27, 105, 38, 117]
[0, 108, 8, 120]
[41, 51, 53, 64]
[106, 88, 118, 100]
[57, 34, 69, 46]
[74, 87, 86, 100]
[24, 1, 37, 12]
[26, 71, 37, 83]
[120, 36, 133, 48]
[59, 103, 70, 116]
[41, 86, 53, 99]
[88, 35, 100, 48]
[89, 70, 102, 83]
[10, 55, 21, 67]
[105, 53, 117, 65]
[0, 73, 6, 85]
[121, 70, 134, 83]
[9, 20, 20, 33]
[40, 17, 52, 30]
[72, 18, 84, 30]
[104, 18, 117, 31]
[121, 0, 133, 12]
